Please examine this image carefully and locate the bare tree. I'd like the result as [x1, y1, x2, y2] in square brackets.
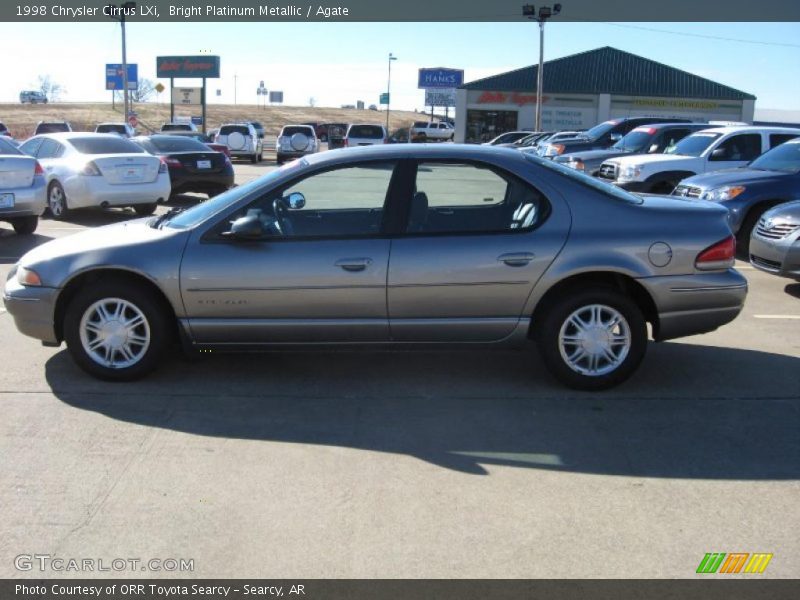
[37, 75, 64, 102]
[115, 78, 156, 103]
[308, 97, 316, 108]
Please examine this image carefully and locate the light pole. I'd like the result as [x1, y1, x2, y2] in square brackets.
[523, 4, 561, 132]
[106, 2, 136, 123]
[386, 53, 397, 135]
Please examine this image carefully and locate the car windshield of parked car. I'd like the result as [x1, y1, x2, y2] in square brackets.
[36, 123, 69, 134]
[349, 125, 383, 139]
[748, 139, 800, 172]
[148, 136, 211, 153]
[527, 154, 643, 204]
[611, 130, 653, 152]
[582, 120, 618, 141]
[666, 132, 722, 157]
[0, 136, 21, 155]
[163, 162, 305, 230]
[68, 136, 145, 154]
[282, 126, 313, 137]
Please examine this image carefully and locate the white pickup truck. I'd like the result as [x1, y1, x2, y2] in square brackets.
[596, 126, 800, 194]
[410, 121, 455, 142]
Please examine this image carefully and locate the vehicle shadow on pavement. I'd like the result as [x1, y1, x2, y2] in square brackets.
[0, 231, 54, 263]
[784, 283, 800, 300]
[44, 342, 800, 478]
[42, 209, 146, 227]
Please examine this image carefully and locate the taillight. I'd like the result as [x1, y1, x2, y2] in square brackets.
[162, 157, 182, 168]
[80, 161, 101, 176]
[34, 161, 44, 175]
[695, 236, 736, 270]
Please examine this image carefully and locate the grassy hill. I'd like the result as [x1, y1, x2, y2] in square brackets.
[0, 102, 428, 139]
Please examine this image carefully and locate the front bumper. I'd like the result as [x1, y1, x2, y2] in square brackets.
[636, 270, 748, 341]
[0, 176, 47, 219]
[3, 268, 60, 345]
[750, 232, 800, 280]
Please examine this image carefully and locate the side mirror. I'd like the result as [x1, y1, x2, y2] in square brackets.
[609, 133, 623, 142]
[710, 148, 727, 160]
[285, 192, 306, 210]
[648, 144, 660, 153]
[222, 214, 264, 239]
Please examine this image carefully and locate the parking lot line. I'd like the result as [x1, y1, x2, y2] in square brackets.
[753, 314, 800, 319]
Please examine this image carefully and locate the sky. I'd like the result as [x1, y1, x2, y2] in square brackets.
[1, 21, 799, 113]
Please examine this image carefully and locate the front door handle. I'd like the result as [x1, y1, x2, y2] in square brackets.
[497, 252, 535, 267]
[335, 257, 372, 272]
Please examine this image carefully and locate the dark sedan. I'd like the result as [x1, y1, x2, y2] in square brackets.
[132, 135, 234, 198]
[673, 136, 800, 254]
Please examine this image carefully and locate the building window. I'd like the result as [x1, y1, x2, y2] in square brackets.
[466, 109, 518, 143]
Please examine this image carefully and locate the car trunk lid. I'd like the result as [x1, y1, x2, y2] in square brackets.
[0, 156, 36, 189]
[93, 154, 161, 184]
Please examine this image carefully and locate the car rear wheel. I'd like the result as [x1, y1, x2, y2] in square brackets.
[537, 288, 647, 390]
[48, 181, 69, 220]
[64, 281, 171, 381]
[133, 203, 157, 216]
[11, 215, 38, 235]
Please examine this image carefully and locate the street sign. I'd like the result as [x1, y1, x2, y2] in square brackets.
[154, 82, 165, 94]
[156, 55, 221, 79]
[418, 68, 464, 89]
[269, 91, 283, 103]
[173, 87, 202, 105]
[105, 64, 138, 91]
[425, 88, 456, 107]
[191, 116, 203, 126]
[379, 93, 390, 105]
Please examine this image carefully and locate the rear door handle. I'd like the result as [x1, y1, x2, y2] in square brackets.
[335, 257, 372, 272]
[497, 252, 535, 267]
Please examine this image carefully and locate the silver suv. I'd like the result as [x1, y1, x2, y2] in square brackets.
[216, 123, 264, 163]
[276, 125, 318, 164]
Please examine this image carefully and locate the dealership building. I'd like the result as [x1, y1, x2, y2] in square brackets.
[455, 46, 756, 143]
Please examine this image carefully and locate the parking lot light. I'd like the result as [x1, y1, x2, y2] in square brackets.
[106, 2, 137, 125]
[386, 53, 397, 134]
[523, 4, 562, 131]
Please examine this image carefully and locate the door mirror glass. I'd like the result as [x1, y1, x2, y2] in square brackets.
[285, 192, 306, 210]
[648, 144, 660, 153]
[609, 132, 623, 142]
[710, 147, 727, 160]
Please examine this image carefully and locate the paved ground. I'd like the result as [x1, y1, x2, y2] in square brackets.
[0, 160, 798, 578]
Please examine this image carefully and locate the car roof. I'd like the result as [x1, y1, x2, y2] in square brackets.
[631, 122, 709, 130]
[694, 125, 800, 135]
[302, 143, 527, 167]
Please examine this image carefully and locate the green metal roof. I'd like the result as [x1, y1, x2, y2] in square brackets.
[461, 47, 756, 101]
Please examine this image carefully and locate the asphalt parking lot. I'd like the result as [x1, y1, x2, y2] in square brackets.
[1, 159, 798, 579]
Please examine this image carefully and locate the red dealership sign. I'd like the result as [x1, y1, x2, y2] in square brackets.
[476, 92, 549, 106]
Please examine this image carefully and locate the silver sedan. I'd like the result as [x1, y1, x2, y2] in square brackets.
[0, 135, 47, 235]
[3, 145, 747, 389]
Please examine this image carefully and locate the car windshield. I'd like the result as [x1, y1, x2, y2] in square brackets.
[0, 137, 21, 155]
[220, 125, 250, 136]
[37, 123, 69, 133]
[748, 139, 800, 172]
[163, 161, 307, 230]
[349, 125, 383, 139]
[611, 130, 654, 152]
[69, 137, 145, 154]
[96, 125, 127, 134]
[162, 124, 191, 131]
[149, 137, 210, 152]
[527, 154, 643, 205]
[582, 120, 618, 141]
[666, 132, 722, 157]
[282, 126, 313, 136]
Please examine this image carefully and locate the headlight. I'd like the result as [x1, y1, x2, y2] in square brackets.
[620, 164, 642, 181]
[702, 185, 746, 201]
[566, 158, 585, 171]
[16, 265, 42, 286]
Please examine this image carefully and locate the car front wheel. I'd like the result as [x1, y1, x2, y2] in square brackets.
[537, 288, 647, 390]
[64, 282, 171, 381]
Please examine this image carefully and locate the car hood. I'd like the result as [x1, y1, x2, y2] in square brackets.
[680, 168, 791, 189]
[763, 199, 800, 224]
[18, 219, 189, 287]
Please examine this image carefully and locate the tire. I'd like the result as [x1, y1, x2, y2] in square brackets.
[63, 281, 172, 381]
[47, 181, 69, 220]
[320, 134, 328, 142]
[251, 153, 258, 164]
[257, 151, 263, 162]
[11, 215, 38, 235]
[736, 207, 767, 259]
[537, 287, 647, 390]
[133, 203, 157, 216]
[650, 181, 675, 195]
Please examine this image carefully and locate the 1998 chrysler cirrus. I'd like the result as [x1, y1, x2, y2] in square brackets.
[3, 145, 747, 389]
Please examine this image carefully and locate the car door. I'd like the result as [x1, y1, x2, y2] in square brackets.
[387, 159, 566, 342]
[704, 133, 762, 172]
[179, 161, 399, 344]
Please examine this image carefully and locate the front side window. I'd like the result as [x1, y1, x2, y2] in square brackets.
[214, 162, 396, 240]
[710, 134, 761, 161]
[406, 161, 548, 234]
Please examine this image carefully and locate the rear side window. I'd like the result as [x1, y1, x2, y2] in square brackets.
[407, 161, 548, 234]
[281, 126, 314, 137]
[219, 125, 250, 136]
[710, 134, 762, 161]
[69, 137, 144, 154]
[349, 125, 384, 139]
[769, 133, 800, 149]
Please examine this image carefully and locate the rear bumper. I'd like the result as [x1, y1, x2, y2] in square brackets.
[3, 270, 60, 344]
[64, 174, 172, 208]
[170, 168, 234, 194]
[750, 233, 800, 280]
[0, 176, 47, 219]
[636, 270, 748, 341]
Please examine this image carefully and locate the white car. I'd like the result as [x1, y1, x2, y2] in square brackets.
[0, 135, 47, 235]
[215, 123, 263, 163]
[276, 125, 318, 164]
[95, 123, 136, 138]
[18, 133, 171, 219]
[410, 121, 454, 141]
[344, 124, 387, 147]
[597, 126, 800, 194]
